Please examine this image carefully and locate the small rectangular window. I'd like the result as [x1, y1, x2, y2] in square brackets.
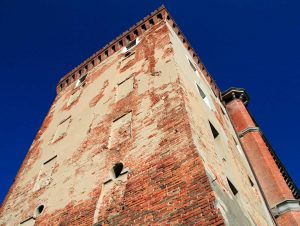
[248, 176, 254, 187]
[126, 39, 137, 51]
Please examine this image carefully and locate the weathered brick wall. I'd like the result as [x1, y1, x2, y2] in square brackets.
[225, 97, 300, 225]
[0, 21, 225, 225]
[1, 11, 280, 224]
[166, 21, 275, 225]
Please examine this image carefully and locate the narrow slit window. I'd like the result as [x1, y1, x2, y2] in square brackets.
[196, 84, 212, 109]
[248, 176, 254, 187]
[209, 121, 219, 139]
[227, 178, 238, 195]
[189, 59, 197, 72]
[221, 106, 226, 115]
[196, 84, 206, 99]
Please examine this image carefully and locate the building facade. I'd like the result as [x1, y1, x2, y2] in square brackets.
[1, 6, 299, 226]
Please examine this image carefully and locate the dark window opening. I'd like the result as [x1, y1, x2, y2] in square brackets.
[196, 84, 206, 99]
[84, 65, 88, 70]
[66, 79, 69, 85]
[79, 69, 82, 75]
[221, 107, 226, 115]
[209, 121, 219, 139]
[126, 39, 137, 50]
[124, 51, 132, 58]
[79, 74, 87, 84]
[182, 39, 186, 43]
[126, 35, 131, 41]
[113, 163, 123, 178]
[105, 50, 108, 57]
[189, 59, 197, 72]
[141, 24, 147, 31]
[172, 23, 176, 28]
[149, 18, 154, 25]
[112, 45, 116, 52]
[35, 205, 44, 217]
[157, 13, 163, 20]
[178, 31, 181, 36]
[167, 15, 170, 20]
[133, 29, 138, 36]
[227, 178, 238, 195]
[60, 83, 63, 91]
[119, 40, 123, 46]
[248, 177, 254, 187]
[91, 60, 95, 66]
[98, 55, 101, 62]
[72, 74, 75, 81]
[233, 137, 238, 145]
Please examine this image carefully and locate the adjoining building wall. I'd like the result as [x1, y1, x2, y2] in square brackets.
[223, 90, 300, 226]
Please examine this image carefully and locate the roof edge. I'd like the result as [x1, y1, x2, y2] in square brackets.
[56, 5, 221, 98]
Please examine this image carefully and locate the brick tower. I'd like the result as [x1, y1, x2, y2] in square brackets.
[1, 6, 299, 225]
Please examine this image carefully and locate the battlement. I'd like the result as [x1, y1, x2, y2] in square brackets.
[56, 5, 221, 98]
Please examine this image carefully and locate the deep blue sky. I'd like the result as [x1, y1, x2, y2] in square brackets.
[0, 0, 299, 204]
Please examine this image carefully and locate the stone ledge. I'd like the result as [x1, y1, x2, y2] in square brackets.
[271, 199, 300, 218]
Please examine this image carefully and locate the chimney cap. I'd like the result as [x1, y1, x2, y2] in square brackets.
[222, 87, 250, 106]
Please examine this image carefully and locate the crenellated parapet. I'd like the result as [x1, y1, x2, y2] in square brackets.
[56, 5, 221, 98]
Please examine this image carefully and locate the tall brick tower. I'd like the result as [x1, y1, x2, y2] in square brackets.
[1, 6, 299, 226]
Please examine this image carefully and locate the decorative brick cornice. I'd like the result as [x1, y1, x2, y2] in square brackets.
[271, 199, 300, 217]
[56, 5, 221, 98]
[222, 87, 250, 106]
[238, 126, 260, 138]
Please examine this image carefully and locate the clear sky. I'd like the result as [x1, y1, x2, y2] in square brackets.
[0, 0, 299, 204]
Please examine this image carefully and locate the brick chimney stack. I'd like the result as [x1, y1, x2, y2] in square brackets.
[223, 88, 300, 226]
